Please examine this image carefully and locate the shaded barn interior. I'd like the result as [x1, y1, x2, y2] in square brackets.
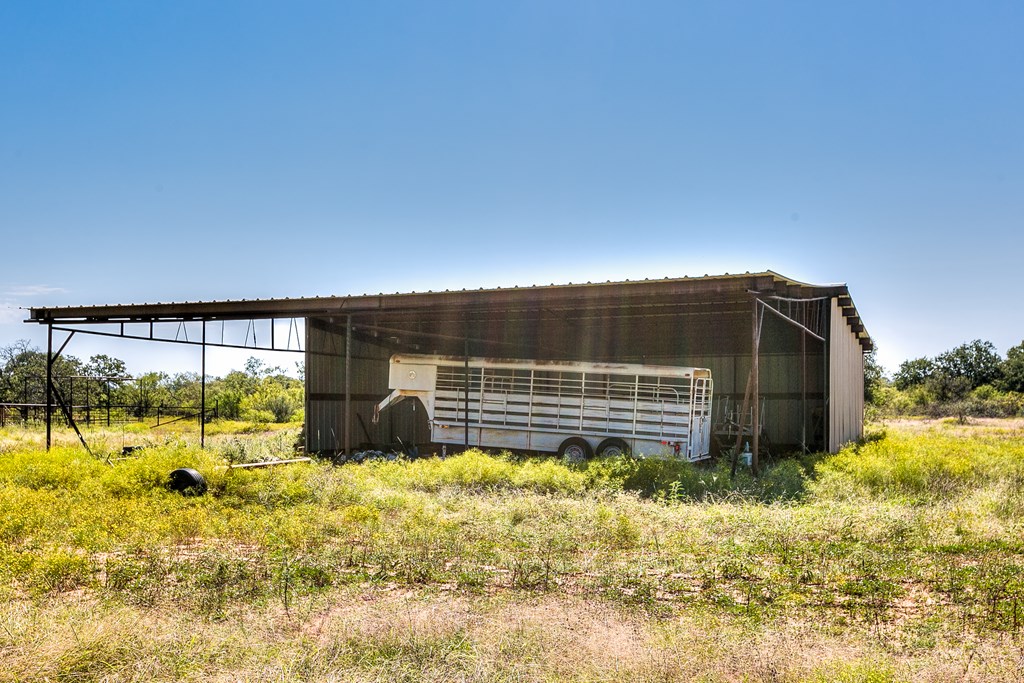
[304, 272, 870, 456]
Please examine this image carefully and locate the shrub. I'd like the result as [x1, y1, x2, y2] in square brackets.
[811, 429, 1024, 501]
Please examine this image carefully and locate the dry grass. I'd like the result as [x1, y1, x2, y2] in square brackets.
[4, 588, 1024, 682]
[1, 419, 1024, 681]
[870, 416, 1024, 437]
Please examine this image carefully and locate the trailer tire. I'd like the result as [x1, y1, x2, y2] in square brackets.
[557, 437, 593, 463]
[596, 437, 630, 458]
[167, 468, 207, 496]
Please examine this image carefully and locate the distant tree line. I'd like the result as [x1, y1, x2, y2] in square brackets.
[866, 339, 1024, 420]
[0, 340, 303, 424]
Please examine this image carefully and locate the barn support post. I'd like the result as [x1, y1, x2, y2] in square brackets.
[200, 320, 206, 449]
[345, 314, 352, 455]
[45, 327, 78, 451]
[823, 300, 832, 452]
[46, 324, 53, 451]
[730, 368, 753, 479]
[752, 298, 761, 475]
[303, 316, 311, 455]
[801, 328, 807, 453]
[464, 338, 470, 448]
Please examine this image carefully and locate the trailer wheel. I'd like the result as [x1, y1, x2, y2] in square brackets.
[596, 437, 630, 458]
[167, 468, 207, 495]
[557, 437, 593, 463]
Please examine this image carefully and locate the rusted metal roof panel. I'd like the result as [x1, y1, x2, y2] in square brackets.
[25, 270, 870, 350]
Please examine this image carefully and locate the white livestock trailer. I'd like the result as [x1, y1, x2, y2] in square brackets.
[373, 354, 713, 461]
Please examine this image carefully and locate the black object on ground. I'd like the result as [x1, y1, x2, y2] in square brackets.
[167, 467, 207, 495]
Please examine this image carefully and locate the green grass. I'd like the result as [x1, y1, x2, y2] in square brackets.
[1, 419, 1023, 681]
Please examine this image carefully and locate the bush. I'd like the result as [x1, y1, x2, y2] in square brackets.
[811, 429, 1024, 501]
[868, 384, 1024, 420]
[239, 378, 303, 423]
[757, 459, 808, 500]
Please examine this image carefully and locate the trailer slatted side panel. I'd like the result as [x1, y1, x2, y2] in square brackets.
[422, 359, 712, 459]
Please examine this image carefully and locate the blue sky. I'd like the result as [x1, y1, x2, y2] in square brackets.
[1, 1, 1021, 377]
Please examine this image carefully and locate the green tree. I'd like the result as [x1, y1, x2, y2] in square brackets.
[0, 340, 84, 404]
[84, 354, 128, 379]
[166, 372, 201, 407]
[207, 367, 260, 419]
[133, 371, 170, 417]
[933, 340, 1003, 390]
[893, 357, 935, 390]
[863, 348, 886, 403]
[999, 340, 1024, 393]
[240, 376, 303, 423]
[83, 354, 132, 409]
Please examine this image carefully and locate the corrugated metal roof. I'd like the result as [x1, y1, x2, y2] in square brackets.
[25, 270, 870, 349]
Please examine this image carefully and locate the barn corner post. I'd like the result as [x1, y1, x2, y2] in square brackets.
[823, 300, 831, 453]
[45, 323, 53, 451]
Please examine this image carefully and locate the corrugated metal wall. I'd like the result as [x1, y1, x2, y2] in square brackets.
[305, 320, 427, 454]
[306, 304, 834, 455]
[828, 297, 865, 451]
[665, 351, 825, 451]
[305, 322, 345, 453]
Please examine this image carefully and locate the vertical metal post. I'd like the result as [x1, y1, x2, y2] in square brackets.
[345, 314, 352, 455]
[304, 318, 310, 453]
[752, 299, 761, 474]
[801, 329, 807, 453]
[464, 338, 470, 448]
[200, 320, 207, 449]
[46, 324, 53, 451]
[106, 381, 111, 427]
[823, 301, 831, 452]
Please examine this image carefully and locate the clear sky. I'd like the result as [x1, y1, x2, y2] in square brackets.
[1, 1, 1021, 378]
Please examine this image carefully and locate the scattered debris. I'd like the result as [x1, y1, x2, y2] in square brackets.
[229, 457, 312, 469]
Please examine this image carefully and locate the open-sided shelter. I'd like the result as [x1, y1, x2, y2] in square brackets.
[27, 271, 871, 458]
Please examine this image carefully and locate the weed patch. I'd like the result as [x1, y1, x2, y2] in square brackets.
[1, 420, 1024, 680]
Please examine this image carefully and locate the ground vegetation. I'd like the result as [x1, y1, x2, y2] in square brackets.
[871, 340, 1024, 421]
[1, 419, 1023, 681]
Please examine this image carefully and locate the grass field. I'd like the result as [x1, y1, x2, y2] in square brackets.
[1, 419, 1023, 682]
